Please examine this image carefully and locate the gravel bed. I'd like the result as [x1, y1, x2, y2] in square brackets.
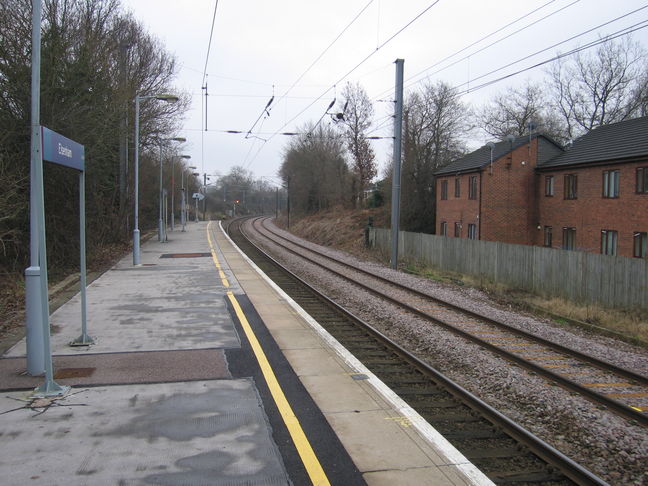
[246, 219, 648, 485]
[261, 220, 648, 377]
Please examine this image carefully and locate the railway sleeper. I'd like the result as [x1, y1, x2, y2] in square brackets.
[486, 468, 566, 484]
[440, 428, 507, 440]
[356, 356, 403, 364]
[411, 399, 463, 409]
[391, 386, 448, 396]
[382, 377, 429, 385]
[343, 343, 387, 351]
[424, 412, 483, 423]
[461, 446, 527, 460]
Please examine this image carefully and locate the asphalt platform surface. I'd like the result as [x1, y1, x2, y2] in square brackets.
[0, 222, 363, 486]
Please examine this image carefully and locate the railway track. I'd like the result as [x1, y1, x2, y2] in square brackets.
[251, 216, 648, 427]
[225, 217, 608, 486]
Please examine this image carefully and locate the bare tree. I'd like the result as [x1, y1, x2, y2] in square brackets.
[548, 36, 648, 140]
[337, 82, 376, 207]
[477, 81, 567, 144]
[401, 81, 470, 233]
[0, 0, 187, 272]
[280, 124, 351, 216]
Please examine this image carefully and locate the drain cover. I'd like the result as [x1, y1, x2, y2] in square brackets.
[160, 253, 212, 259]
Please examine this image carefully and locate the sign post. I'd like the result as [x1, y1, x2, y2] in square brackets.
[41, 127, 93, 347]
[192, 193, 204, 222]
[29, 127, 91, 397]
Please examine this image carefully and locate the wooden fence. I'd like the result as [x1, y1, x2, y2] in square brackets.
[369, 228, 648, 310]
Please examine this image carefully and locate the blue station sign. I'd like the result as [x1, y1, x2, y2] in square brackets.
[41, 126, 85, 171]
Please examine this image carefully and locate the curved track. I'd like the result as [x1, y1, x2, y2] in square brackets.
[226, 217, 609, 486]
[251, 217, 648, 427]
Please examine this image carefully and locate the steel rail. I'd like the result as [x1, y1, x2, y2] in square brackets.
[252, 217, 648, 427]
[259, 218, 648, 386]
[229, 216, 608, 486]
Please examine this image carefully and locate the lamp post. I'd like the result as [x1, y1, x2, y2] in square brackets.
[133, 93, 179, 265]
[182, 165, 197, 231]
[158, 137, 185, 242]
[171, 154, 191, 231]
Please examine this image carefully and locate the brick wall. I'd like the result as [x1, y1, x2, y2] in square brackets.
[436, 139, 539, 244]
[480, 139, 538, 245]
[537, 159, 648, 257]
[436, 173, 479, 238]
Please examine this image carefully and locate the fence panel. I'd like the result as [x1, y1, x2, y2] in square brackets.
[370, 228, 647, 310]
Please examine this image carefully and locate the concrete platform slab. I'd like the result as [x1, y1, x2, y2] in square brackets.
[5, 230, 240, 358]
[281, 348, 348, 376]
[364, 466, 470, 486]
[270, 328, 324, 350]
[214, 221, 493, 486]
[0, 380, 290, 486]
[299, 374, 381, 413]
[325, 409, 446, 472]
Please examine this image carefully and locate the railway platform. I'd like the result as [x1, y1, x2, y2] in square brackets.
[0, 220, 491, 486]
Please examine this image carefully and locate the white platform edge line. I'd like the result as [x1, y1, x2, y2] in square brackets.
[217, 221, 495, 486]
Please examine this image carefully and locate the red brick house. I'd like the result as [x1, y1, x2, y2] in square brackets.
[435, 134, 563, 244]
[536, 117, 648, 258]
[435, 116, 648, 258]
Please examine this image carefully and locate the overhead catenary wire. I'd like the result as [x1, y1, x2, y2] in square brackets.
[201, 0, 220, 89]
[271, 0, 442, 139]
[245, 91, 276, 139]
[241, 0, 375, 145]
[370, 0, 572, 101]
[375, 3, 648, 102]
[379, 0, 583, 100]
[456, 20, 648, 96]
[271, 0, 376, 111]
[451, 11, 648, 95]
[438, 4, 648, 93]
[308, 95, 337, 135]
[238, 1, 376, 170]
[199, 0, 220, 173]
[244, 0, 443, 169]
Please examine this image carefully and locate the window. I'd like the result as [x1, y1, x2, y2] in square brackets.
[440, 222, 448, 236]
[440, 180, 448, 200]
[601, 230, 618, 256]
[603, 170, 620, 198]
[544, 226, 552, 247]
[637, 167, 648, 193]
[468, 176, 478, 200]
[454, 222, 461, 237]
[562, 227, 576, 250]
[545, 176, 554, 196]
[634, 232, 647, 258]
[454, 178, 461, 198]
[467, 224, 477, 240]
[564, 174, 577, 199]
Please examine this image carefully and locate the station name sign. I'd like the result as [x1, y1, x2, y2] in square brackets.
[41, 126, 85, 171]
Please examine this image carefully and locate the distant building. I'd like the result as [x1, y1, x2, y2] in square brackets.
[435, 116, 648, 258]
[434, 134, 562, 245]
[536, 116, 648, 258]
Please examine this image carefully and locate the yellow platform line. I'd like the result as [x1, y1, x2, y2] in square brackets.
[207, 223, 331, 486]
[207, 222, 230, 288]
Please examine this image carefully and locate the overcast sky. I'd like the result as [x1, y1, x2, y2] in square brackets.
[119, 0, 648, 185]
